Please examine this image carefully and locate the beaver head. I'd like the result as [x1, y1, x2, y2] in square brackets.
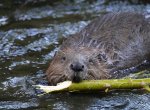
[46, 47, 110, 85]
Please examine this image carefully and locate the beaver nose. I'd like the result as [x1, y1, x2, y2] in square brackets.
[70, 62, 84, 72]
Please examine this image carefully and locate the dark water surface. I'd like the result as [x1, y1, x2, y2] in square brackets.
[0, 0, 150, 110]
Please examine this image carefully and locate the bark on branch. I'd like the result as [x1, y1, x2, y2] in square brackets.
[35, 78, 150, 94]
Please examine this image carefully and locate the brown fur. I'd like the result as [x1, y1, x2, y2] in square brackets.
[46, 12, 150, 85]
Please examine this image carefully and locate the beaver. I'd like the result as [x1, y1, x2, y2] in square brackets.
[46, 12, 150, 85]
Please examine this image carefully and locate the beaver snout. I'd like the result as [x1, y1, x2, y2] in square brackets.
[70, 62, 84, 72]
[70, 62, 85, 82]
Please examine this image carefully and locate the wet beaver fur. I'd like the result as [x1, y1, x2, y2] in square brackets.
[46, 12, 150, 85]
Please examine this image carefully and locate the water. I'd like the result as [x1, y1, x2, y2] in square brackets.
[0, 0, 150, 110]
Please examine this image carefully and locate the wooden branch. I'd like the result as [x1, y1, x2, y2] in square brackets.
[35, 78, 150, 94]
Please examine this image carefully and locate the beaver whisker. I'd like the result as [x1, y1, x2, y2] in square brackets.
[64, 71, 71, 80]
[87, 69, 100, 79]
[50, 72, 68, 85]
[84, 74, 95, 80]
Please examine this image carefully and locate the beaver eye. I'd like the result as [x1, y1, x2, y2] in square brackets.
[97, 54, 107, 62]
[61, 56, 66, 61]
